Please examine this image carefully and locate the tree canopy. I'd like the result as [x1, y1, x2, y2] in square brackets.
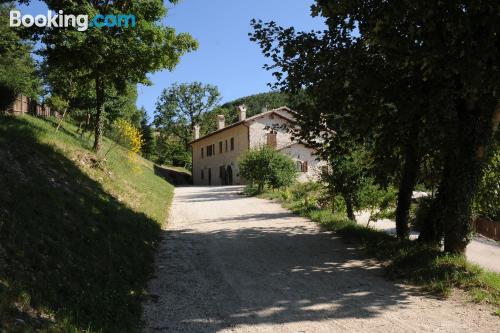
[0, 3, 40, 109]
[37, 0, 198, 151]
[251, 0, 500, 253]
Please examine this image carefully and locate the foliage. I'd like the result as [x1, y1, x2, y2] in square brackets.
[410, 197, 434, 233]
[251, 1, 500, 252]
[107, 119, 144, 169]
[474, 145, 500, 221]
[139, 108, 156, 161]
[239, 146, 297, 192]
[0, 114, 174, 332]
[37, 0, 198, 151]
[320, 145, 370, 220]
[220, 91, 290, 121]
[45, 95, 69, 113]
[155, 134, 192, 169]
[0, 3, 40, 108]
[154, 82, 221, 148]
[358, 180, 397, 226]
[104, 84, 142, 129]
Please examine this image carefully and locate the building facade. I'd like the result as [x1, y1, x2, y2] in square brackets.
[190, 105, 326, 186]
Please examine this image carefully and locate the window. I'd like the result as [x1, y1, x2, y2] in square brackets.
[230, 137, 234, 151]
[225, 140, 228, 152]
[266, 132, 277, 148]
[207, 144, 214, 157]
[219, 141, 223, 154]
[296, 161, 308, 173]
[201, 147, 204, 159]
[302, 161, 308, 173]
[201, 169, 204, 180]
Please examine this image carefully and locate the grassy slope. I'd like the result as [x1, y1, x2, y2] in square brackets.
[249, 186, 500, 314]
[0, 115, 174, 332]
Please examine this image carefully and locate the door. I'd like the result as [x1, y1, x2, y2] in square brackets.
[220, 166, 226, 185]
[226, 166, 233, 185]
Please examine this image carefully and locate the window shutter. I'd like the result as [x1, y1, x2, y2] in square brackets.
[267, 132, 277, 148]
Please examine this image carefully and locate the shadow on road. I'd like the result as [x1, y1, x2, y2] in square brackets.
[144, 215, 423, 332]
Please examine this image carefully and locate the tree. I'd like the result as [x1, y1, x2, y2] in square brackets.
[320, 143, 369, 221]
[220, 91, 290, 120]
[38, 0, 197, 152]
[252, 1, 500, 253]
[0, 3, 40, 109]
[139, 107, 156, 161]
[473, 141, 500, 222]
[239, 146, 297, 192]
[154, 82, 221, 148]
[105, 84, 142, 128]
[45, 95, 69, 132]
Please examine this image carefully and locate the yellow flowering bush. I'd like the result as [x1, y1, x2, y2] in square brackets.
[107, 118, 144, 169]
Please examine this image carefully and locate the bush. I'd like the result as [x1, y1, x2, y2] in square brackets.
[474, 146, 500, 221]
[239, 146, 297, 192]
[106, 118, 144, 170]
[358, 180, 397, 225]
[410, 196, 434, 232]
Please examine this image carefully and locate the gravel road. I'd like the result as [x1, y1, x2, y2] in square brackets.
[142, 186, 499, 333]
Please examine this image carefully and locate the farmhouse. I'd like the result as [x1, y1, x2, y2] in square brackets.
[190, 105, 326, 186]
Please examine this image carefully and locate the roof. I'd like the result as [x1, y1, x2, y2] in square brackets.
[277, 141, 319, 152]
[189, 106, 296, 145]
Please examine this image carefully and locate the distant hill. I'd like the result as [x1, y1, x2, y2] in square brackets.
[221, 91, 290, 120]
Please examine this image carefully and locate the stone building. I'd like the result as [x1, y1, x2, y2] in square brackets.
[190, 105, 326, 186]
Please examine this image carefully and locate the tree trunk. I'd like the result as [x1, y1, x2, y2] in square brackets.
[93, 77, 105, 152]
[418, 196, 444, 245]
[440, 99, 499, 254]
[395, 140, 420, 239]
[345, 197, 355, 221]
[55, 108, 67, 132]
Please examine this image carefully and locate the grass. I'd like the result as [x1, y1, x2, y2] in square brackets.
[0, 115, 174, 332]
[248, 185, 500, 312]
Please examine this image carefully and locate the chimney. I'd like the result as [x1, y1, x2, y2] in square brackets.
[193, 124, 200, 140]
[238, 104, 247, 121]
[217, 114, 225, 130]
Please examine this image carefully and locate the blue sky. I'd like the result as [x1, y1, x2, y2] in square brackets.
[19, 0, 326, 119]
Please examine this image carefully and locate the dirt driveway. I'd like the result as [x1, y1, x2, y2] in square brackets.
[143, 186, 498, 333]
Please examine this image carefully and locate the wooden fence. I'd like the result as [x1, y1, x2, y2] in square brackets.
[474, 217, 500, 241]
[2, 94, 51, 117]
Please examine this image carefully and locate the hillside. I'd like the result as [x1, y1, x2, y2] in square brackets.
[221, 91, 289, 119]
[0, 115, 174, 332]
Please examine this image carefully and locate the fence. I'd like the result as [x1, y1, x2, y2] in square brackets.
[474, 217, 500, 241]
[2, 94, 51, 117]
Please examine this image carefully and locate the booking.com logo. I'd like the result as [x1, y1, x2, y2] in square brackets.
[9, 10, 136, 32]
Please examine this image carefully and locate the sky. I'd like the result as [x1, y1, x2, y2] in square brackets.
[19, 0, 326, 119]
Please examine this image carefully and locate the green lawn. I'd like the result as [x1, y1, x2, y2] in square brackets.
[0, 115, 174, 332]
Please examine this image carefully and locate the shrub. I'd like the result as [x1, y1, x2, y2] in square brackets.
[239, 146, 297, 192]
[410, 196, 434, 232]
[474, 146, 500, 221]
[358, 180, 397, 225]
[106, 118, 144, 169]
